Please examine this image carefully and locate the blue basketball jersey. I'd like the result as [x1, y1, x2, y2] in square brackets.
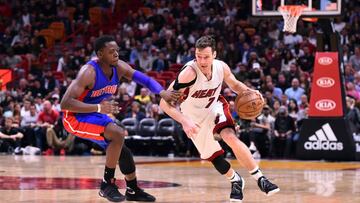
[79, 60, 120, 104]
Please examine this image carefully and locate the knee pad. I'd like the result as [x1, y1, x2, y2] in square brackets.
[119, 145, 136, 175]
[211, 155, 231, 175]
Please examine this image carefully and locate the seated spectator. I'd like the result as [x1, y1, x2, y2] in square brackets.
[285, 78, 305, 104]
[345, 95, 360, 134]
[298, 94, 309, 110]
[288, 99, 299, 121]
[0, 117, 23, 154]
[349, 46, 360, 72]
[134, 88, 151, 105]
[119, 79, 137, 97]
[152, 51, 169, 72]
[346, 82, 360, 101]
[46, 117, 75, 155]
[248, 106, 274, 158]
[272, 99, 281, 117]
[35, 100, 59, 151]
[277, 73, 290, 93]
[125, 101, 146, 122]
[51, 94, 61, 112]
[138, 49, 153, 72]
[273, 106, 296, 158]
[20, 103, 38, 147]
[116, 93, 133, 120]
[20, 99, 31, 117]
[146, 103, 164, 121]
[266, 81, 283, 101]
[41, 68, 59, 96]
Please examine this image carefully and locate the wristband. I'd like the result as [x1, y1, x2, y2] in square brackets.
[97, 104, 101, 113]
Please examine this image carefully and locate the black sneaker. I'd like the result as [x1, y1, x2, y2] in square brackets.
[99, 179, 125, 202]
[125, 186, 156, 202]
[230, 176, 245, 202]
[257, 176, 280, 196]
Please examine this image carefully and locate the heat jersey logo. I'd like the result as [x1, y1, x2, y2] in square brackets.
[191, 84, 220, 99]
[91, 85, 117, 97]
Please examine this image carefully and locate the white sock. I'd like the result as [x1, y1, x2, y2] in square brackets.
[249, 167, 263, 181]
[227, 169, 241, 182]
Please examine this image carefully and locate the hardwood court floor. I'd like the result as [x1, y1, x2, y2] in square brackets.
[0, 155, 360, 203]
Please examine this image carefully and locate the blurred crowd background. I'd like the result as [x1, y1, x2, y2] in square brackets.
[0, 0, 360, 159]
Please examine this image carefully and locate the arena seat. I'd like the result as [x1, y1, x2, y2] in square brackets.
[49, 22, 65, 41]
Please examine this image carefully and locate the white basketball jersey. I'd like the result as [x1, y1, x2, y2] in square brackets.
[180, 59, 224, 124]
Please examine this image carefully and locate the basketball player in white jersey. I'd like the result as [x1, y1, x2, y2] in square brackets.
[160, 36, 279, 202]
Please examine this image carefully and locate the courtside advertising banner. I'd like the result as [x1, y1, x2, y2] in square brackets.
[308, 52, 343, 117]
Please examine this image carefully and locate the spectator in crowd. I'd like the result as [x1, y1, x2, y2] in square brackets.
[346, 82, 360, 101]
[119, 79, 137, 97]
[138, 49, 153, 72]
[41, 68, 59, 96]
[266, 80, 283, 101]
[146, 103, 164, 121]
[0, 117, 23, 154]
[46, 117, 75, 155]
[298, 94, 309, 110]
[287, 99, 299, 121]
[277, 73, 290, 93]
[273, 106, 296, 158]
[20, 99, 31, 117]
[152, 51, 169, 72]
[285, 78, 305, 104]
[345, 95, 360, 134]
[20, 103, 38, 147]
[297, 46, 314, 72]
[344, 63, 355, 83]
[134, 88, 151, 105]
[349, 46, 360, 72]
[125, 101, 146, 122]
[35, 100, 59, 151]
[249, 105, 274, 158]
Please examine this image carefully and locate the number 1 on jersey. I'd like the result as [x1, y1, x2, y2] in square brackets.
[205, 97, 215, 108]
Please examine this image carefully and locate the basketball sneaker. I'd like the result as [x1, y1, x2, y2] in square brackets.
[257, 176, 280, 196]
[99, 178, 125, 202]
[230, 176, 245, 202]
[125, 186, 156, 202]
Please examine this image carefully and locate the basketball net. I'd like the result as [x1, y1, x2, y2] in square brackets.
[278, 5, 306, 33]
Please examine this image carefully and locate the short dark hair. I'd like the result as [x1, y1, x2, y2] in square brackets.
[94, 35, 115, 54]
[195, 35, 216, 52]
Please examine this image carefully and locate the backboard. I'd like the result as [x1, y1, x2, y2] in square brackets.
[252, 0, 343, 17]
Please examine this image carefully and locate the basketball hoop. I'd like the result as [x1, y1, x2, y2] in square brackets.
[278, 5, 306, 33]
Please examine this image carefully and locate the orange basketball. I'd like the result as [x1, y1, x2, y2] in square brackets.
[235, 90, 264, 120]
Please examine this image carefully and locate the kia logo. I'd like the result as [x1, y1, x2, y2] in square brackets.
[315, 99, 336, 111]
[316, 77, 335, 88]
[318, 57, 333, 65]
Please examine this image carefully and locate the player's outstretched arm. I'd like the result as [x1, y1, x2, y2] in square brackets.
[116, 60, 180, 104]
[159, 66, 199, 138]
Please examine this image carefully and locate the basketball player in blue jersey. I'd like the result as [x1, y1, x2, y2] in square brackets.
[61, 35, 180, 202]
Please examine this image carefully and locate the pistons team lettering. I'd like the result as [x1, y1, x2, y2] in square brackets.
[191, 85, 219, 98]
[91, 85, 117, 97]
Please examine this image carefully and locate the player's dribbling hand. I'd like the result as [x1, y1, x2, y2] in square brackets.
[253, 89, 264, 103]
[181, 116, 200, 139]
[159, 90, 182, 106]
[99, 100, 120, 114]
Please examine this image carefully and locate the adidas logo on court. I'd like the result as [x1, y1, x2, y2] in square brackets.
[304, 123, 343, 151]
